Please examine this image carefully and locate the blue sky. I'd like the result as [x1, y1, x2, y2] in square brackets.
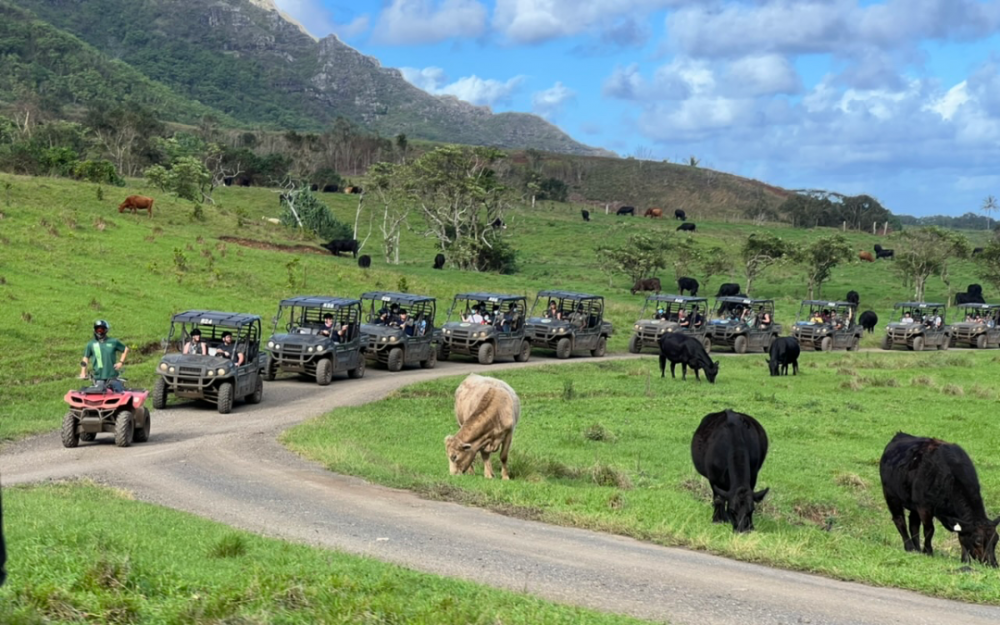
[272, 0, 1000, 218]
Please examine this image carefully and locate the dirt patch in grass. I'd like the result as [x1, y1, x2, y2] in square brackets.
[219, 236, 328, 256]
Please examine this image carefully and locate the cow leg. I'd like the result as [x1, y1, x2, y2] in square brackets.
[886, 499, 915, 551]
[659, 353, 667, 378]
[681, 363, 688, 380]
[499, 431, 513, 480]
[918, 508, 935, 555]
[792, 362, 798, 376]
[904, 510, 922, 552]
[712, 495, 728, 523]
[670, 362, 677, 379]
[693, 367, 701, 381]
[480, 450, 495, 479]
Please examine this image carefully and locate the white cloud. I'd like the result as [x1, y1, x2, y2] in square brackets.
[724, 55, 800, 97]
[493, 0, 690, 44]
[532, 82, 576, 119]
[273, 0, 369, 39]
[400, 67, 525, 106]
[400, 66, 449, 92]
[372, 0, 487, 45]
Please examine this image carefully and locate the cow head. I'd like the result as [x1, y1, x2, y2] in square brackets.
[444, 435, 477, 475]
[956, 517, 1000, 567]
[766, 358, 778, 377]
[705, 360, 720, 384]
[716, 485, 769, 532]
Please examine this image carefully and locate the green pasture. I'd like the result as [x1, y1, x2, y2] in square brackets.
[0, 482, 650, 625]
[285, 352, 1000, 604]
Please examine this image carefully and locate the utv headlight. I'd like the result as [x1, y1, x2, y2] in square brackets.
[307, 346, 314, 353]
[390, 336, 398, 342]
[267, 341, 275, 349]
[558, 327, 566, 334]
[381, 336, 388, 342]
[316, 345, 325, 352]
[207, 370, 215, 377]
[634, 324, 640, 330]
[272, 344, 281, 350]
[168, 366, 176, 373]
[159, 363, 168, 371]
[217, 368, 226, 375]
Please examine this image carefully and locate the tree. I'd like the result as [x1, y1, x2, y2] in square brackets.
[144, 157, 210, 203]
[278, 188, 351, 242]
[975, 241, 1000, 296]
[596, 232, 670, 286]
[741, 233, 792, 296]
[698, 246, 734, 292]
[795, 234, 852, 299]
[395, 133, 408, 163]
[367, 162, 410, 264]
[891, 227, 971, 302]
[981, 195, 998, 230]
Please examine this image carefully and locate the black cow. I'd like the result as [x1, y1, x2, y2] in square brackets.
[675, 209, 687, 221]
[322, 184, 339, 193]
[310, 183, 319, 192]
[716, 283, 741, 297]
[874, 244, 895, 260]
[491, 218, 507, 230]
[767, 337, 800, 376]
[846, 290, 860, 306]
[581, 209, 590, 222]
[677, 222, 696, 232]
[631, 277, 661, 295]
[658, 333, 719, 383]
[974, 247, 985, 256]
[880, 432, 999, 566]
[357, 254, 371, 269]
[433, 253, 446, 270]
[677, 276, 699, 296]
[956, 292, 986, 305]
[691, 409, 769, 533]
[617, 206, 635, 216]
[969, 283, 984, 296]
[859, 310, 878, 334]
[321, 239, 359, 258]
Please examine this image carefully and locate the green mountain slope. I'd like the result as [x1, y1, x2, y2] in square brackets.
[11, 0, 609, 155]
[0, 0, 230, 123]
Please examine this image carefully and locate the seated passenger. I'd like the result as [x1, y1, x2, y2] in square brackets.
[215, 331, 245, 366]
[758, 308, 772, 329]
[183, 329, 207, 355]
[397, 309, 414, 336]
[545, 300, 561, 320]
[654, 307, 666, 321]
[503, 303, 520, 332]
[900, 311, 914, 324]
[809, 310, 823, 324]
[678, 308, 690, 328]
[376, 306, 390, 325]
[570, 304, 588, 328]
[467, 305, 485, 324]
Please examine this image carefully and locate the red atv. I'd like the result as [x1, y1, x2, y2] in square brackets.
[62, 377, 151, 448]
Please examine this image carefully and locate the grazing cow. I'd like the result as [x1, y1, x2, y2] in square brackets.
[880, 432, 999, 566]
[118, 195, 154, 218]
[322, 184, 339, 193]
[581, 209, 590, 222]
[433, 253, 446, 270]
[617, 206, 635, 216]
[716, 283, 741, 298]
[490, 218, 507, 230]
[677, 222, 696, 232]
[874, 244, 895, 260]
[859, 251, 875, 262]
[691, 409, 769, 533]
[675, 209, 687, 221]
[846, 290, 860, 306]
[630, 277, 661, 296]
[677, 276, 699, 296]
[445, 373, 520, 480]
[974, 247, 985, 256]
[357, 254, 371, 269]
[343, 186, 363, 194]
[321, 239, 359, 258]
[969, 283, 984, 296]
[767, 337, 800, 376]
[644, 207, 663, 218]
[859, 310, 878, 334]
[658, 333, 719, 383]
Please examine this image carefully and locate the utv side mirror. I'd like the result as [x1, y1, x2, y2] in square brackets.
[160, 338, 169, 350]
[271, 316, 279, 326]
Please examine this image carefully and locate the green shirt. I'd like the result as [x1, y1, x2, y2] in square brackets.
[84, 338, 127, 380]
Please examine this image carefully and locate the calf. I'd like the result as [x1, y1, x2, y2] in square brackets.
[859, 251, 875, 262]
[322, 184, 339, 193]
[677, 222, 696, 232]
[677, 276, 699, 296]
[616, 206, 635, 216]
[880, 432, 999, 566]
[859, 310, 878, 333]
[874, 244, 895, 260]
[675, 209, 686, 221]
[658, 333, 719, 383]
[490, 218, 507, 230]
[321, 239, 359, 258]
[631, 277, 661, 295]
[118, 195, 154, 217]
[644, 207, 663, 218]
[767, 337, 800, 376]
[846, 290, 860, 306]
[716, 283, 741, 297]
[691, 409, 769, 532]
[445, 374, 520, 480]
[581, 209, 590, 222]
[357, 254, 371, 269]
[433, 253, 446, 270]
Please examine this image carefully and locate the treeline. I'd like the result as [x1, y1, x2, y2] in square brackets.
[896, 212, 995, 231]
[777, 190, 900, 232]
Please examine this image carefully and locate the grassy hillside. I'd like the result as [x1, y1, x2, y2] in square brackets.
[0, 172, 993, 441]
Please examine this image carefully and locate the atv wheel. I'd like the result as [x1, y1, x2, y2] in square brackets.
[264, 355, 277, 381]
[591, 336, 607, 357]
[881, 335, 892, 350]
[734, 335, 748, 354]
[217, 382, 234, 415]
[556, 337, 572, 359]
[387, 348, 404, 372]
[152, 377, 168, 410]
[513, 340, 531, 362]
[478, 342, 496, 365]
[348, 356, 366, 379]
[114, 410, 135, 447]
[246, 375, 263, 404]
[133, 407, 151, 443]
[61, 412, 79, 448]
[420, 347, 437, 369]
[912, 336, 924, 352]
[437, 343, 450, 361]
[977, 334, 988, 349]
[820, 337, 832, 352]
[627, 335, 642, 354]
[316, 358, 333, 385]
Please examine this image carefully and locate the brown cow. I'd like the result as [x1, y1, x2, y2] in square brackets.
[445, 373, 520, 480]
[859, 251, 875, 262]
[118, 195, 154, 218]
[645, 207, 663, 218]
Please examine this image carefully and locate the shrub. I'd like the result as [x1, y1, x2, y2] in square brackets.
[279, 189, 352, 242]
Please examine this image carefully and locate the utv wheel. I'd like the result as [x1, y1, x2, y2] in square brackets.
[437, 344, 450, 361]
[976, 334, 988, 349]
[938, 336, 949, 350]
[348, 356, 366, 379]
[264, 356, 277, 381]
[912, 336, 924, 352]
[820, 337, 832, 352]
[316, 358, 334, 385]
[420, 347, 437, 369]
[703, 337, 713, 353]
[217, 382, 234, 415]
[152, 377, 168, 410]
[478, 342, 496, 365]
[733, 335, 748, 355]
[847, 337, 860, 352]
[114, 410, 135, 447]
[513, 340, 531, 362]
[133, 407, 151, 443]
[247, 375, 263, 404]
[627, 335, 642, 354]
[591, 336, 607, 357]
[387, 348, 404, 372]
[555, 337, 572, 359]
[61, 412, 79, 448]
[881, 335, 892, 350]
[80, 432, 97, 442]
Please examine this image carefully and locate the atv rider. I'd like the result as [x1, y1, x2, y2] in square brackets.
[79, 320, 129, 392]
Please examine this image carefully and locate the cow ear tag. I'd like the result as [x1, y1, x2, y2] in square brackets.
[953, 524, 962, 532]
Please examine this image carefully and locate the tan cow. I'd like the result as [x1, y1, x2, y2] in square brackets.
[118, 195, 154, 217]
[445, 373, 520, 480]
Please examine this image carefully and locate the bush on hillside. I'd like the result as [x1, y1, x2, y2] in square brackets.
[279, 189, 352, 242]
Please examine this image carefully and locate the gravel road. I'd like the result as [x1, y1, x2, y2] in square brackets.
[3, 355, 999, 625]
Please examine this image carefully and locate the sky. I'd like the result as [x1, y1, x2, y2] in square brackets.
[272, 0, 1000, 218]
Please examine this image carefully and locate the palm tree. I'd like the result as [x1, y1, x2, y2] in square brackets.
[981, 195, 998, 230]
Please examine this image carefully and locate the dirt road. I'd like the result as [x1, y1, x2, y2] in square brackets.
[3, 356, 999, 625]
